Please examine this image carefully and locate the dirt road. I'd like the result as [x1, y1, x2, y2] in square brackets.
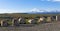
[0, 21, 60, 31]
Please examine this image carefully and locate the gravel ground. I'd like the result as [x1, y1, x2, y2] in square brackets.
[0, 21, 60, 31]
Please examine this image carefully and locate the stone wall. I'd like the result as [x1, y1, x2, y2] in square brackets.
[0, 16, 58, 26]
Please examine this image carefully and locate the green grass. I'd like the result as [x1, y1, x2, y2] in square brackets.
[0, 13, 59, 18]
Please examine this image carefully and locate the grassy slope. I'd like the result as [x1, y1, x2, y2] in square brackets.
[0, 13, 59, 17]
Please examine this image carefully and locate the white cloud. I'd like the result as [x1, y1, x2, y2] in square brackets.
[0, 9, 26, 13]
[41, 0, 60, 2]
[53, 0, 60, 2]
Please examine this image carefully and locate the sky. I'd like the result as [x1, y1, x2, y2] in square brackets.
[0, 0, 60, 13]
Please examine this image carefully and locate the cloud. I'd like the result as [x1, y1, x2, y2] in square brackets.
[0, 9, 26, 13]
[41, 0, 60, 2]
[53, 0, 60, 1]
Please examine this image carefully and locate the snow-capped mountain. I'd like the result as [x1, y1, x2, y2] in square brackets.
[29, 8, 46, 13]
[27, 8, 60, 14]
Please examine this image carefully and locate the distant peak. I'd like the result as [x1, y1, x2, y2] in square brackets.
[29, 8, 46, 12]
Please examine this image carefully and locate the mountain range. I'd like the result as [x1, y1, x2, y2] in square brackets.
[0, 8, 60, 14]
[26, 8, 60, 14]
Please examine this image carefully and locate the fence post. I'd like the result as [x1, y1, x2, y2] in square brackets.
[46, 16, 51, 22]
[12, 19, 14, 26]
[1, 20, 3, 26]
[56, 16, 58, 21]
